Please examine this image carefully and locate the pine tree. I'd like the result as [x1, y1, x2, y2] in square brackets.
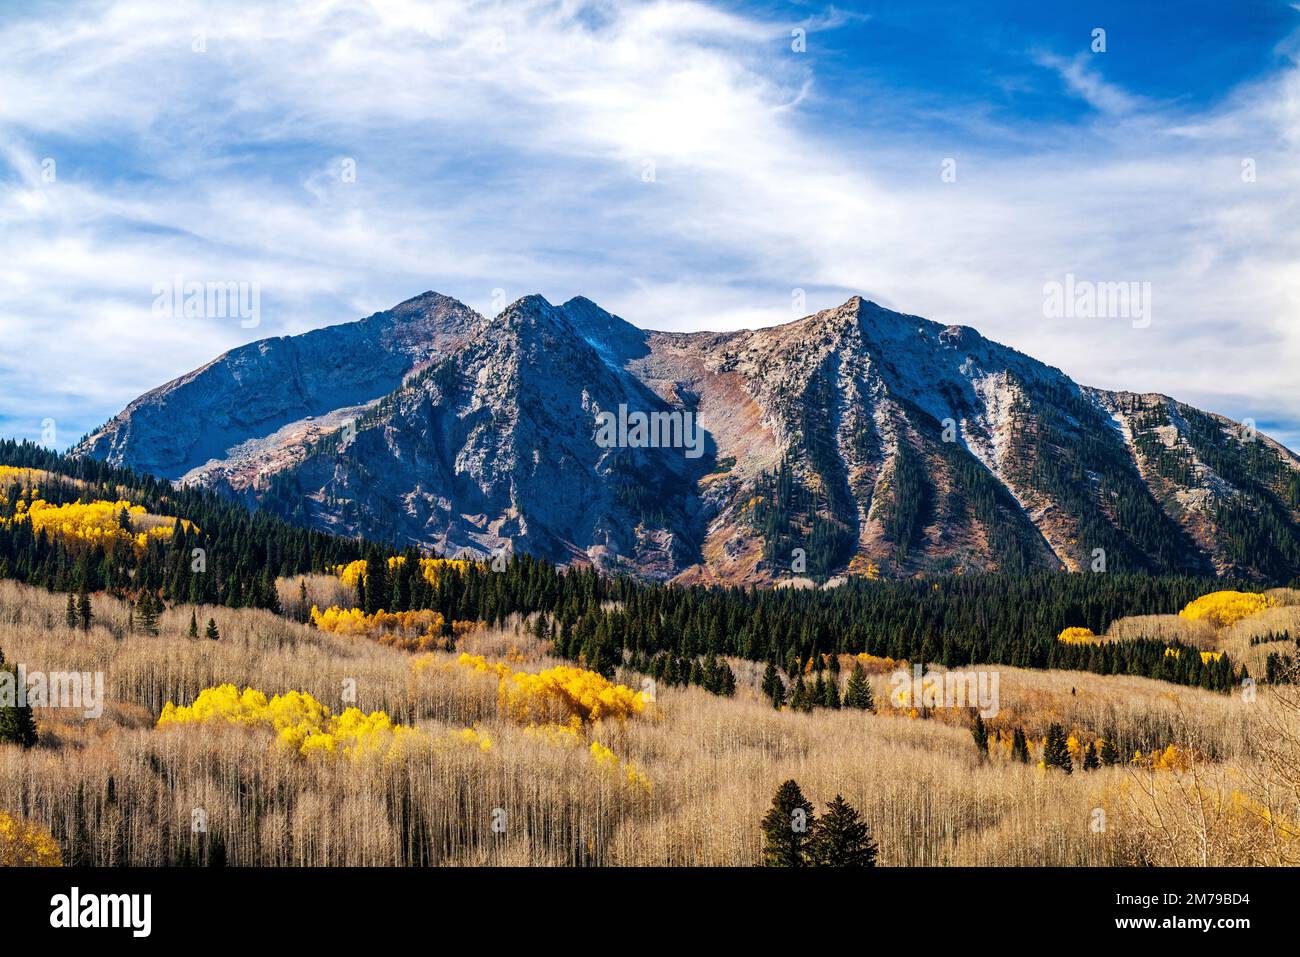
[791, 675, 812, 712]
[64, 592, 77, 629]
[716, 660, 737, 696]
[1082, 740, 1101, 771]
[808, 794, 877, 867]
[971, 713, 988, 758]
[1012, 726, 1030, 763]
[1099, 729, 1120, 766]
[188, 611, 199, 639]
[1043, 723, 1072, 773]
[761, 659, 779, 699]
[260, 573, 281, 615]
[363, 555, 388, 615]
[760, 779, 815, 866]
[770, 672, 787, 709]
[0, 661, 38, 748]
[821, 673, 841, 709]
[844, 661, 875, 711]
[136, 592, 159, 636]
[205, 618, 220, 642]
[77, 591, 92, 631]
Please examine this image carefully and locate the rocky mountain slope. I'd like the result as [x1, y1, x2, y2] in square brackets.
[76, 291, 1300, 583]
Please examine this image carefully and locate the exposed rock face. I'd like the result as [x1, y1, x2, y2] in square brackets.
[76, 292, 1300, 583]
[77, 292, 485, 479]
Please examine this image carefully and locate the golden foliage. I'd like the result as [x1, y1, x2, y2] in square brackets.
[0, 465, 54, 497]
[0, 810, 63, 866]
[1179, 590, 1274, 628]
[156, 683, 470, 761]
[1230, 790, 1299, 842]
[455, 653, 650, 725]
[1131, 743, 1196, 771]
[311, 604, 447, 652]
[1, 497, 188, 556]
[1057, 626, 1099, 645]
[331, 557, 475, 588]
[452, 655, 652, 789]
[846, 555, 881, 579]
[331, 559, 367, 587]
[589, 740, 652, 791]
[853, 652, 901, 674]
[523, 717, 584, 746]
[1110, 765, 1300, 865]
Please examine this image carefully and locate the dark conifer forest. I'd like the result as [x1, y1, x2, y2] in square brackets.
[0, 440, 1255, 694]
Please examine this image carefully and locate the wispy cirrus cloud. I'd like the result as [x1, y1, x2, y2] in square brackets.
[0, 0, 1298, 449]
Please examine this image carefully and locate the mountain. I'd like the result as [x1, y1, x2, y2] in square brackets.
[75, 291, 1300, 584]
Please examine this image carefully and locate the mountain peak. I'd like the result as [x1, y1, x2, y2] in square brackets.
[75, 289, 1300, 584]
[508, 293, 555, 312]
[558, 296, 649, 364]
[382, 289, 474, 322]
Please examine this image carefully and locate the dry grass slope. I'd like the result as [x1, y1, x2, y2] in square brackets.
[1, 579, 1298, 866]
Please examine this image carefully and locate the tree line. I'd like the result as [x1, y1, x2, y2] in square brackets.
[0, 442, 1261, 697]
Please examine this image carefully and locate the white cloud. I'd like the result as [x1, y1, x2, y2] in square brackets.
[0, 0, 1298, 453]
[1031, 51, 1146, 116]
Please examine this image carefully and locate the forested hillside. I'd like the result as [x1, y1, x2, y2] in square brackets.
[0, 441, 1272, 696]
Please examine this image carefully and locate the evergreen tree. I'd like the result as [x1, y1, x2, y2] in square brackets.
[761, 659, 779, 699]
[188, 610, 199, 639]
[716, 660, 737, 696]
[791, 675, 813, 712]
[770, 671, 787, 710]
[0, 657, 38, 748]
[205, 618, 220, 642]
[844, 661, 875, 711]
[1011, 726, 1030, 763]
[820, 673, 841, 709]
[136, 592, 160, 636]
[1083, 740, 1101, 771]
[260, 573, 281, 615]
[64, 592, 77, 629]
[1099, 731, 1120, 766]
[363, 554, 388, 615]
[77, 591, 92, 631]
[971, 713, 988, 758]
[760, 779, 815, 866]
[808, 794, 877, 867]
[1043, 723, 1072, 773]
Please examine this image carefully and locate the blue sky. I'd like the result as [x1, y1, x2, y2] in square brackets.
[2, 0, 1299, 449]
